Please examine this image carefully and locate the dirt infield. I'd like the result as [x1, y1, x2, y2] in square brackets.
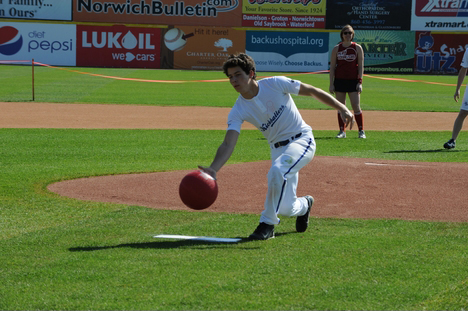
[3, 102, 465, 222]
[0, 102, 459, 131]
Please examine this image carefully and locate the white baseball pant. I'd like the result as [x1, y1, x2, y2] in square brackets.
[461, 85, 468, 111]
[260, 131, 316, 225]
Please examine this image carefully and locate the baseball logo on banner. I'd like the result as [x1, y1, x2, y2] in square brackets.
[164, 28, 194, 51]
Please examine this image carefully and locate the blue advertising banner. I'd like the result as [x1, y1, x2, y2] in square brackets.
[246, 31, 328, 72]
[0, 0, 72, 21]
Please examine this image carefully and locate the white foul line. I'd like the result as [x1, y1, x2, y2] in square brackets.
[365, 162, 422, 167]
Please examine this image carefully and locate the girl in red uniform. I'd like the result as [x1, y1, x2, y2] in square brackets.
[329, 25, 365, 138]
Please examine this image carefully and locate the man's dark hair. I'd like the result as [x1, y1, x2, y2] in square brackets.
[223, 53, 257, 80]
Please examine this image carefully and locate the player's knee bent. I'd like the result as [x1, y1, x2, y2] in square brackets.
[267, 165, 285, 187]
[277, 198, 302, 217]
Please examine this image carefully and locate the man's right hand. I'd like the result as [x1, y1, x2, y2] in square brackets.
[454, 90, 460, 102]
[340, 109, 355, 130]
[198, 166, 217, 180]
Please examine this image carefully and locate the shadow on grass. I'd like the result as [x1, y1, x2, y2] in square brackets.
[385, 149, 467, 153]
[314, 137, 337, 141]
[259, 137, 344, 142]
[68, 231, 296, 251]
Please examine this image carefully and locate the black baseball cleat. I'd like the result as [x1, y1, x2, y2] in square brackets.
[444, 139, 456, 149]
[249, 222, 275, 240]
[296, 195, 314, 233]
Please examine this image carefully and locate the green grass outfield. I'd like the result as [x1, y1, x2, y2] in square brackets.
[0, 64, 463, 112]
[1, 65, 467, 310]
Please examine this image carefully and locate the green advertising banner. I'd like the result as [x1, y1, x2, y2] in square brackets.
[329, 30, 415, 74]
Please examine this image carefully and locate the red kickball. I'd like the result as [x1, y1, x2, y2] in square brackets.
[179, 170, 218, 210]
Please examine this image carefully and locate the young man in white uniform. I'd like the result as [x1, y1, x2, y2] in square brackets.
[444, 48, 468, 149]
[199, 53, 354, 240]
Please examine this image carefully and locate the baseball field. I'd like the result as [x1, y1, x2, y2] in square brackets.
[1, 64, 467, 310]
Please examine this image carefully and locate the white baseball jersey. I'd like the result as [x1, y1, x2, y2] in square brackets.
[227, 76, 312, 144]
[461, 49, 468, 111]
[461, 49, 468, 68]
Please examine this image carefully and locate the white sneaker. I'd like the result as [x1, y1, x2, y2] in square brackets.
[336, 131, 346, 138]
[358, 130, 366, 139]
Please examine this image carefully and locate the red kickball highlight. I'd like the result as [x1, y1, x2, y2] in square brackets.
[179, 170, 218, 210]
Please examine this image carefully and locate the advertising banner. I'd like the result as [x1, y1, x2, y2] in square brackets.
[242, 0, 325, 29]
[329, 30, 415, 74]
[246, 31, 328, 72]
[0, 22, 75, 66]
[414, 32, 468, 74]
[76, 24, 161, 68]
[73, 0, 242, 27]
[162, 26, 245, 70]
[411, 0, 468, 31]
[0, 0, 72, 21]
[326, 0, 411, 30]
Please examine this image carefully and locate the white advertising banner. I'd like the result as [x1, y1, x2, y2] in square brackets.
[246, 31, 329, 72]
[411, 0, 468, 31]
[0, 22, 76, 66]
[0, 0, 72, 21]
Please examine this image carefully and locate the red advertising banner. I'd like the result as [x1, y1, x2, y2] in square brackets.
[414, 0, 468, 17]
[76, 24, 162, 68]
[414, 32, 468, 74]
[73, 0, 242, 27]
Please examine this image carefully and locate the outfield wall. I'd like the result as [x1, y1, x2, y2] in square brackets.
[1, 0, 468, 74]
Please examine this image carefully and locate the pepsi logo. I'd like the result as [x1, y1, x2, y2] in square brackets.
[0, 26, 23, 56]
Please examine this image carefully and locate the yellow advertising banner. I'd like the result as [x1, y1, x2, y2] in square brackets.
[73, 0, 242, 27]
[243, 0, 325, 15]
[161, 26, 245, 70]
[242, 0, 326, 29]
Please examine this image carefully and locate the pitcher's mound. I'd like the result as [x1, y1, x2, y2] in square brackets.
[48, 156, 468, 222]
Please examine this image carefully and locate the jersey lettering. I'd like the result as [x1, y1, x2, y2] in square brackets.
[260, 105, 285, 132]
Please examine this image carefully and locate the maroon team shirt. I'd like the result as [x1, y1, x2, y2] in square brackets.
[335, 42, 359, 80]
